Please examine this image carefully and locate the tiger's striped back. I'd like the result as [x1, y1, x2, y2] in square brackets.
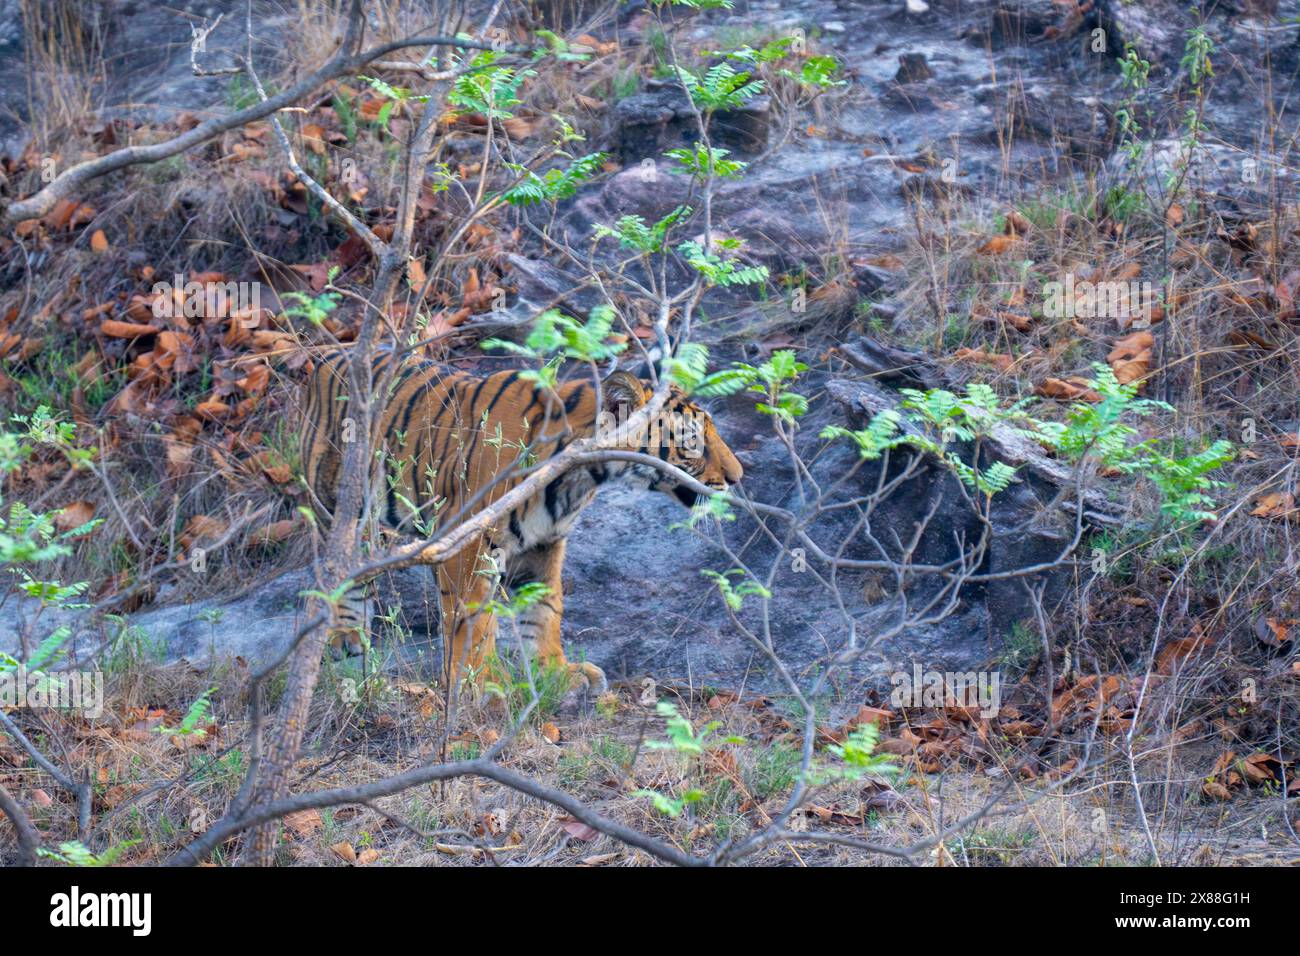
[302, 348, 600, 534]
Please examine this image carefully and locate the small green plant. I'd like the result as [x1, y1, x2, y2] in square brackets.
[690, 350, 809, 421]
[480, 305, 627, 389]
[676, 239, 769, 288]
[701, 569, 771, 611]
[635, 700, 744, 817]
[159, 689, 215, 739]
[448, 51, 535, 119]
[281, 269, 342, 326]
[39, 839, 141, 867]
[1034, 365, 1233, 525]
[593, 205, 692, 254]
[665, 142, 746, 179]
[672, 62, 764, 112]
[501, 152, 607, 206]
[806, 722, 898, 785]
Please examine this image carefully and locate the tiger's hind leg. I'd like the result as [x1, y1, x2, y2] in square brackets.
[507, 539, 606, 694]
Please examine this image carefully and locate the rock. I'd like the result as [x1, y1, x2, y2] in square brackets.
[825, 367, 1124, 527]
[986, 0, 1080, 47]
[1105, 137, 1295, 214]
[613, 80, 770, 165]
[1094, 0, 1196, 72]
[894, 52, 935, 84]
[837, 337, 939, 389]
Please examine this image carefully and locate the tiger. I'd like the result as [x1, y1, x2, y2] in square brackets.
[301, 348, 744, 693]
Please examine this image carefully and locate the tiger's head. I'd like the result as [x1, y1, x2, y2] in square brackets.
[600, 370, 744, 508]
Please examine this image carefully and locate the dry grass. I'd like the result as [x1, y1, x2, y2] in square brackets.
[3, 644, 1296, 866]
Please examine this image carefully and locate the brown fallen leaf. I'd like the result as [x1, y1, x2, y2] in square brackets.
[953, 347, 1015, 371]
[300, 123, 327, 156]
[1004, 210, 1032, 236]
[330, 842, 357, 863]
[1249, 492, 1297, 520]
[101, 319, 160, 339]
[977, 235, 1021, 255]
[90, 229, 109, 253]
[539, 721, 561, 744]
[1242, 753, 1280, 785]
[1202, 780, 1233, 801]
[1035, 377, 1102, 402]
[284, 809, 324, 839]
[1255, 616, 1294, 647]
[1107, 330, 1154, 362]
[998, 311, 1033, 333]
[561, 818, 600, 842]
[1155, 629, 1213, 675]
[247, 519, 296, 548]
[54, 500, 95, 533]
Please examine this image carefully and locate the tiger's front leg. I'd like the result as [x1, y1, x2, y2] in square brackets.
[509, 539, 606, 694]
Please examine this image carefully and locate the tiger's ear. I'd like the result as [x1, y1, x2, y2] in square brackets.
[601, 370, 647, 413]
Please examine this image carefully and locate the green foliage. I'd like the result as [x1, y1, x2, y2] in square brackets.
[593, 205, 692, 253]
[501, 152, 607, 206]
[0, 626, 71, 674]
[534, 29, 592, 63]
[677, 239, 769, 288]
[1, 410, 96, 659]
[663, 341, 711, 393]
[653, 0, 734, 11]
[692, 350, 808, 421]
[807, 722, 898, 785]
[39, 839, 141, 867]
[665, 142, 746, 179]
[780, 55, 844, 90]
[701, 568, 771, 611]
[824, 381, 1052, 497]
[281, 271, 341, 326]
[636, 700, 744, 817]
[818, 369, 1233, 516]
[718, 37, 796, 65]
[1180, 26, 1215, 92]
[481, 306, 626, 389]
[672, 62, 764, 112]
[473, 581, 551, 619]
[484, 654, 572, 723]
[159, 689, 215, 738]
[448, 51, 535, 119]
[820, 411, 905, 460]
[1137, 440, 1234, 524]
[717, 37, 843, 90]
[358, 75, 429, 130]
